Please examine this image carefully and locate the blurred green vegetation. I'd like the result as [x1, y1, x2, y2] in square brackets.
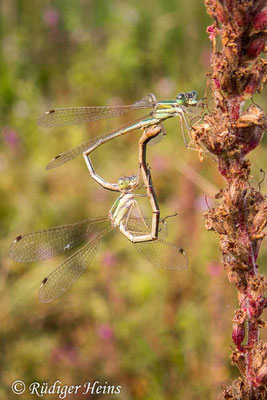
[0, 1, 266, 399]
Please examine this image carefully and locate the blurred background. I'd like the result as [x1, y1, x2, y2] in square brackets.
[0, 1, 266, 399]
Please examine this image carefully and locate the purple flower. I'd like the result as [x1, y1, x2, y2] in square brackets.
[97, 324, 113, 340]
[207, 262, 221, 277]
[43, 7, 60, 28]
[2, 127, 21, 153]
[102, 251, 117, 268]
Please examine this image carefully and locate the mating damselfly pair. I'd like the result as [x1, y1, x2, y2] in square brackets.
[10, 91, 201, 302]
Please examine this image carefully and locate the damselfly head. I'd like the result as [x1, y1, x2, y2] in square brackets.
[117, 175, 138, 190]
[184, 90, 198, 105]
[176, 91, 198, 106]
[118, 177, 128, 190]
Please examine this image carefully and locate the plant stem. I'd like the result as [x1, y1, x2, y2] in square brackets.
[192, 1, 267, 398]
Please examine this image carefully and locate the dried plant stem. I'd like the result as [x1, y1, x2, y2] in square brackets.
[192, 1, 267, 399]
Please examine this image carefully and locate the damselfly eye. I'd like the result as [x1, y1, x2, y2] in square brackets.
[176, 93, 185, 100]
[129, 175, 138, 187]
[118, 177, 128, 189]
[187, 90, 198, 99]
[184, 90, 198, 105]
[191, 90, 197, 97]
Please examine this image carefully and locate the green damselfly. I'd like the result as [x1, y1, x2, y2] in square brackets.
[38, 91, 199, 170]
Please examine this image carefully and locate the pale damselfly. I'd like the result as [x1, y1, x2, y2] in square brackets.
[38, 91, 199, 170]
[10, 174, 188, 303]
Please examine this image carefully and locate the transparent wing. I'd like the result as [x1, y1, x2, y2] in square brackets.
[45, 115, 149, 170]
[133, 93, 157, 107]
[148, 124, 166, 146]
[127, 216, 168, 239]
[10, 217, 108, 262]
[39, 227, 112, 303]
[37, 95, 155, 128]
[134, 240, 188, 271]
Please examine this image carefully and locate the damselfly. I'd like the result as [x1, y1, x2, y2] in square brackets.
[38, 91, 199, 170]
[10, 175, 188, 303]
